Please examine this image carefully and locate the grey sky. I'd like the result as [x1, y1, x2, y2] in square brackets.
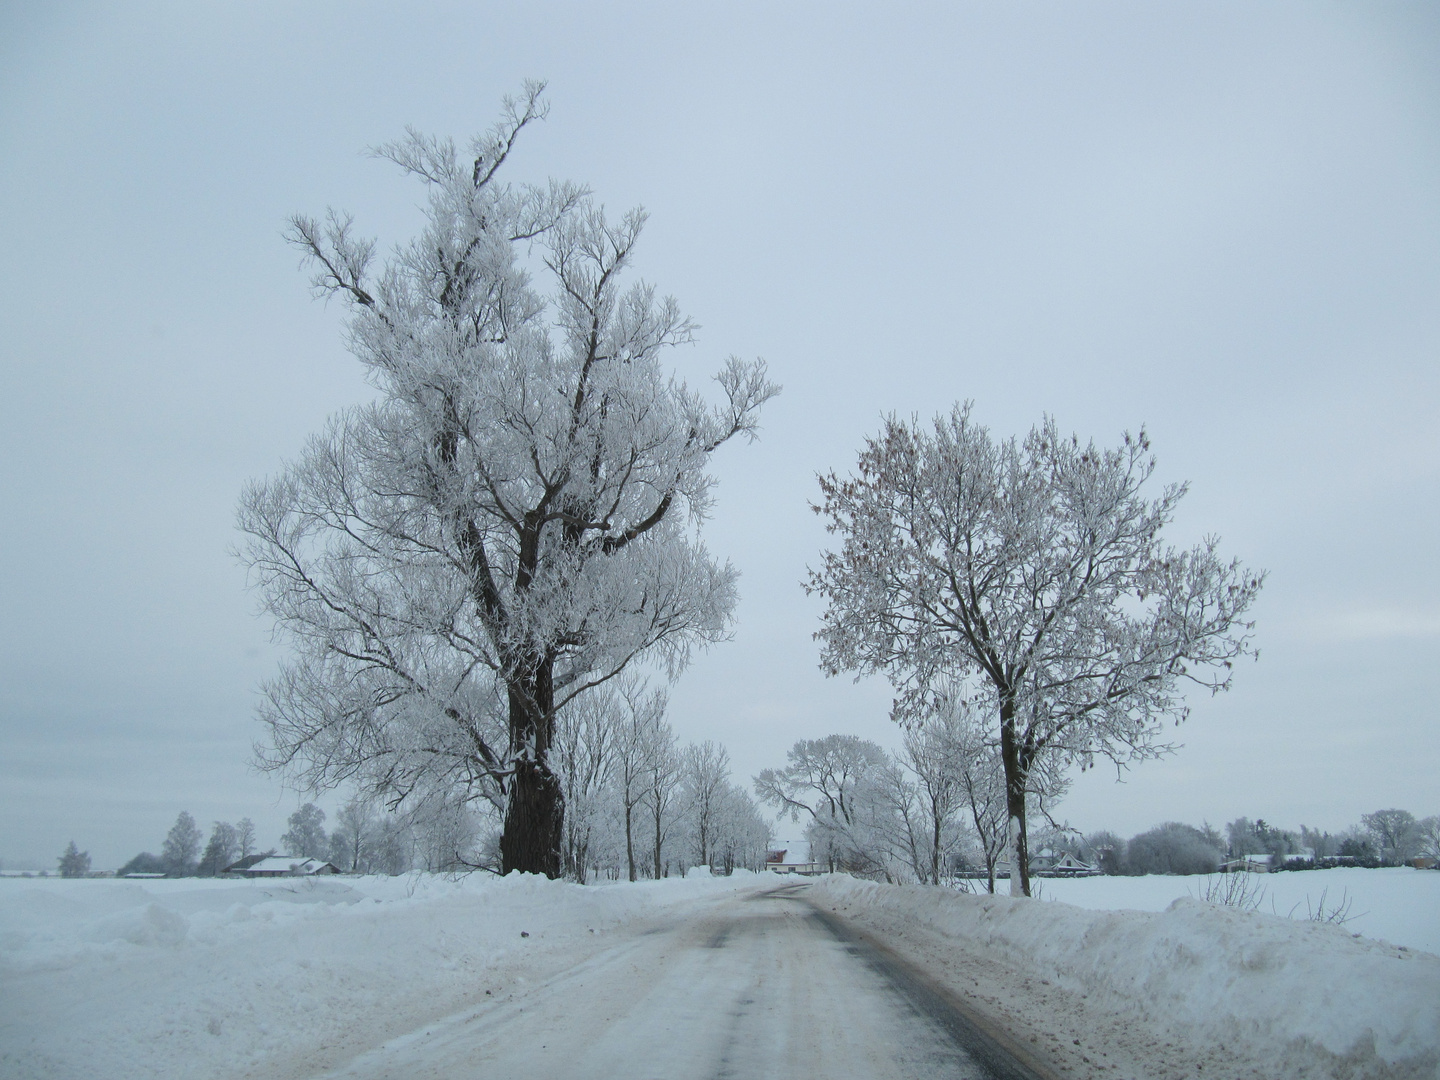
[2, 2, 1436, 868]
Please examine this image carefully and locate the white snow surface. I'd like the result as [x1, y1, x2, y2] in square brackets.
[1036, 866, 1440, 956]
[809, 874, 1440, 1078]
[0, 871, 771, 1080]
[2, 869, 1436, 1079]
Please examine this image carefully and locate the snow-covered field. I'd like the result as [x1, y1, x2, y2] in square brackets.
[0, 870, 771, 1080]
[1037, 866, 1440, 955]
[2, 868, 1436, 1079]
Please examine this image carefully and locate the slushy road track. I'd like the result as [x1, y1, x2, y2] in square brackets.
[317, 882, 1056, 1080]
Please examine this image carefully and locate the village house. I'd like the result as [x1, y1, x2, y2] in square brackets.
[225, 855, 342, 877]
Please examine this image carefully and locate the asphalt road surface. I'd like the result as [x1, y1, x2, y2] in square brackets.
[317, 883, 1049, 1080]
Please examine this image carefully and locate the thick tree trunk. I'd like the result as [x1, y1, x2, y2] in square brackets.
[998, 700, 1031, 897]
[501, 758, 563, 876]
[499, 659, 564, 877]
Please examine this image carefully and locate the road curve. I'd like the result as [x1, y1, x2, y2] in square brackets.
[316, 882, 1054, 1080]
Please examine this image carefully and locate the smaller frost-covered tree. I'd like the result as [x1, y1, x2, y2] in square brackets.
[612, 681, 670, 881]
[58, 841, 91, 878]
[162, 812, 202, 876]
[554, 690, 621, 882]
[1414, 816, 1440, 862]
[1362, 809, 1419, 864]
[897, 712, 970, 885]
[755, 735, 893, 876]
[809, 405, 1263, 895]
[680, 741, 731, 869]
[644, 725, 684, 878]
[281, 803, 328, 860]
[198, 822, 239, 876]
[707, 783, 772, 873]
[1125, 822, 1224, 876]
[329, 798, 382, 873]
[235, 818, 257, 858]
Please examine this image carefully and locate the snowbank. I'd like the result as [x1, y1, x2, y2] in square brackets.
[1037, 866, 1440, 955]
[808, 874, 1440, 1078]
[0, 871, 768, 1080]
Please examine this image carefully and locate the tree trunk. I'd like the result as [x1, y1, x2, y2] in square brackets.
[931, 810, 942, 886]
[653, 799, 664, 880]
[499, 660, 564, 877]
[501, 758, 563, 876]
[998, 699, 1031, 897]
[625, 801, 636, 882]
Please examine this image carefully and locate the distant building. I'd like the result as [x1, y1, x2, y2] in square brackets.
[230, 856, 342, 877]
[221, 853, 271, 874]
[765, 846, 821, 876]
[1221, 854, 1272, 873]
[1030, 851, 1101, 877]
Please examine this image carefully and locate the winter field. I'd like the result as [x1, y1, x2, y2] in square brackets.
[1036, 866, 1440, 956]
[1, 869, 1436, 1080]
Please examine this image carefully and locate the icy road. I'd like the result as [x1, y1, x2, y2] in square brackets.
[316, 882, 1046, 1080]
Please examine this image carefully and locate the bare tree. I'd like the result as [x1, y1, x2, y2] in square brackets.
[281, 803, 328, 860]
[643, 725, 683, 878]
[680, 741, 731, 868]
[161, 811, 203, 876]
[1362, 809, 1420, 864]
[58, 841, 91, 878]
[554, 690, 619, 882]
[329, 797, 382, 873]
[1415, 816, 1440, 861]
[899, 715, 967, 885]
[755, 735, 890, 874]
[238, 82, 778, 877]
[809, 406, 1262, 895]
[611, 680, 669, 881]
[235, 818, 257, 859]
[198, 822, 239, 876]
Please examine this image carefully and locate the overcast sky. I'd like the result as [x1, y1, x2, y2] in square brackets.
[2, 2, 1437, 869]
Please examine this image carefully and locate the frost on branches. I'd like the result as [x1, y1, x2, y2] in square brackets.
[807, 405, 1262, 896]
[238, 83, 778, 877]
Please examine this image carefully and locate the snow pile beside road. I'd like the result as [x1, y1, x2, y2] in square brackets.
[1039, 866, 1440, 956]
[809, 875, 1440, 1078]
[0, 871, 768, 1080]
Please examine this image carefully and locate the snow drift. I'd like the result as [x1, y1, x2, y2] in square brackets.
[808, 874, 1440, 1078]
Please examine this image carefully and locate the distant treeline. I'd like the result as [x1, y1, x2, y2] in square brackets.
[1058, 809, 1439, 877]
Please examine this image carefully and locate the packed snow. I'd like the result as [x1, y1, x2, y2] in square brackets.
[2, 869, 1436, 1079]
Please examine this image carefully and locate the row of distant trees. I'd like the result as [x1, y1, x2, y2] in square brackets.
[755, 718, 1065, 892]
[749, 722, 1438, 888]
[1068, 809, 1440, 877]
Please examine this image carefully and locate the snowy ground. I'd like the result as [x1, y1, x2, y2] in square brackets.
[809, 874, 1440, 1080]
[2, 870, 1437, 1079]
[0, 871, 773, 1080]
[1034, 866, 1440, 955]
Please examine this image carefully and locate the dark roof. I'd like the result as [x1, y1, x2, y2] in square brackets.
[221, 853, 271, 873]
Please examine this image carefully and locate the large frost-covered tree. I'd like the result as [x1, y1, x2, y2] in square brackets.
[808, 406, 1262, 896]
[239, 83, 777, 877]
